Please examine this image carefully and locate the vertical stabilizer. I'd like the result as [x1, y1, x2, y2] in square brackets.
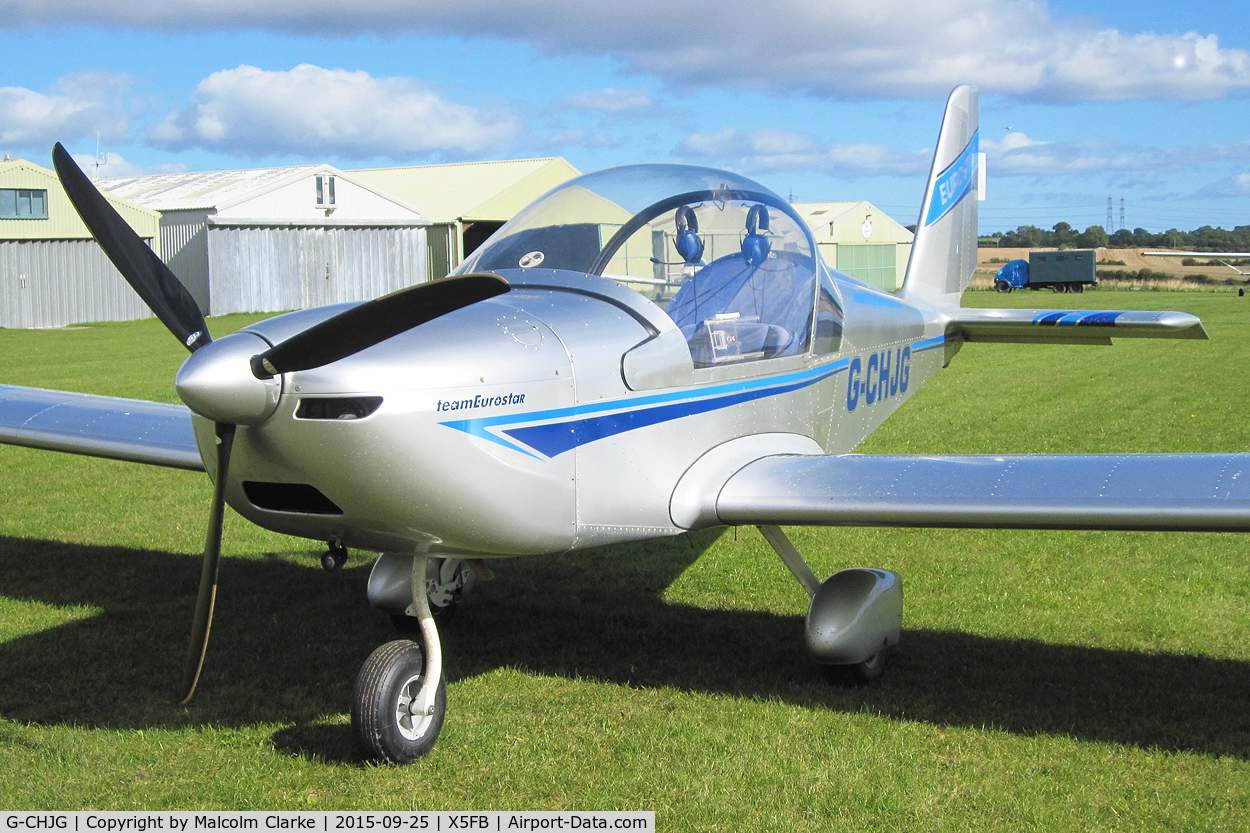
[899, 85, 979, 308]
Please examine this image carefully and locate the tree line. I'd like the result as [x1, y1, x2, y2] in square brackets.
[978, 223, 1250, 251]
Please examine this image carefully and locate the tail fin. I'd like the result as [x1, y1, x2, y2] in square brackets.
[899, 85, 979, 308]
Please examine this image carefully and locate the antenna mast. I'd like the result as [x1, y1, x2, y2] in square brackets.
[92, 134, 108, 180]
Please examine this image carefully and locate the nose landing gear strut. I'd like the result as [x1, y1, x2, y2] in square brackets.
[352, 555, 447, 763]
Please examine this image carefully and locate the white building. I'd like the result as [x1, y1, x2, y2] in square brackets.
[100, 165, 429, 316]
[0, 158, 160, 329]
[794, 201, 914, 291]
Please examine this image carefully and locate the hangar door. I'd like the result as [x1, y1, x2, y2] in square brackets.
[207, 224, 428, 315]
[835, 244, 897, 291]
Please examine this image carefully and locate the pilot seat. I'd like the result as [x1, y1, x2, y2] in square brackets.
[665, 204, 816, 366]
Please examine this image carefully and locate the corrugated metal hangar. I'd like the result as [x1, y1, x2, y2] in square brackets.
[795, 201, 914, 291]
[350, 158, 580, 278]
[0, 153, 916, 329]
[99, 165, 430, 317]
[0, 158, 161, 329]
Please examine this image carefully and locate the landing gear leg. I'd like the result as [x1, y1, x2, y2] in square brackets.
[353, 555, 446, 763]
[757, 525, 902, 685]
[758, 524, 820, 597]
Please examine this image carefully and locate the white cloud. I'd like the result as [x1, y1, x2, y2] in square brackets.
[988, 135, 1250, 176]
[4, 1, 1249, 103]
[558, 88, 656, 114]
[527, 127, 619, 152]
[678, 127, 929, 177]
[1197, 173, 1250, 198]
[150, 64, 519, 160]
[0, 71, 132, 149]
[987, 131, 1047, 154]
[70, 151, 185, 179]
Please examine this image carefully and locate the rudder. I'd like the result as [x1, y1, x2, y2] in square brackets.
[899, 85, 980, 308]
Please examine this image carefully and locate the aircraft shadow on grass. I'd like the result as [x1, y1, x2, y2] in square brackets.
[1, 533, 1247, 763]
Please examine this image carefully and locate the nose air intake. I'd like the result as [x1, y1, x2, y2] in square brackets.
[242, 481, 343, 515]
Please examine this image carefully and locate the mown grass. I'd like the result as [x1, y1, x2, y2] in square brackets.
[2, 293, 1249, 828]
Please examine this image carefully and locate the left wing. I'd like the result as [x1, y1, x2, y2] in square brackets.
[707, 452, 1250, 533]
[0, 385, 203, 471]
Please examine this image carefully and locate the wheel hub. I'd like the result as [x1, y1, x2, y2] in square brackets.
[395, 673, 433, 740]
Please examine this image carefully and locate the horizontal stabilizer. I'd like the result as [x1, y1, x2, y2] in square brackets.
[0, 385, 203, 471]
[947, 308, 1207, 345]
[715, 452, 1250, 532]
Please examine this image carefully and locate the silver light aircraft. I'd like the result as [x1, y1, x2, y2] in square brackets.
[4, 85, 1250, 763]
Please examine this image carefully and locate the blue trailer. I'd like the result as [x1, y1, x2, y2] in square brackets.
[994, 250, 1097, 294]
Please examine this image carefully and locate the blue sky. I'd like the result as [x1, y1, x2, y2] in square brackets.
[1, 0, 1246, 235]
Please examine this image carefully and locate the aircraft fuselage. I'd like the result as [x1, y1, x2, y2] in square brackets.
[195, 268, 945, 557]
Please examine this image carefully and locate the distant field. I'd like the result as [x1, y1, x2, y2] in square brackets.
[1, 292, 1248, 828]
[974, 248, 1250, 290]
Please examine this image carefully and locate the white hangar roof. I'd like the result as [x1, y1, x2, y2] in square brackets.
[98, 165, 427, 224]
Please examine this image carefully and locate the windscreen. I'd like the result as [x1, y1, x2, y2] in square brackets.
[457, 164, 842, 365]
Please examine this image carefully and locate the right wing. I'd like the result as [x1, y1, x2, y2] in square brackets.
[0, 384, 203, 471]
[708, 452, 1250, 533]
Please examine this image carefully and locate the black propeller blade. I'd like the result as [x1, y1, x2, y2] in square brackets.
[180, 422, 235, 704]
[250, 273, 511, 379]
[51, 143, 210, 353]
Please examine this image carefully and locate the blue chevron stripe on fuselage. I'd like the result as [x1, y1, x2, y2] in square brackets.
[439, 333, 947, 459]
[440, 359, 846, 458]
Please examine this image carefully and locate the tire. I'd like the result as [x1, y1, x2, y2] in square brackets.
[353, 639, 446, 763]
[1052, 284, 1066, 293]
[1072, 283, 1084, 294]
[825, 646, 890, 687]
[995, 280, 1011, 294]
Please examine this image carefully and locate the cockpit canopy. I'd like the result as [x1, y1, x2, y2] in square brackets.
[456, 164, 843, 366]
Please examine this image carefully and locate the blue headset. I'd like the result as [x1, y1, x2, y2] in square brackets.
[674, 205, 704, 265]
[742, 204, 771, 266]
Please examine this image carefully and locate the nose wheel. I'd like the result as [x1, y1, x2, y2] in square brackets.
[352, 639, 446, 763]
[353, 555, 446, 763]
[321, 540, 348, 572]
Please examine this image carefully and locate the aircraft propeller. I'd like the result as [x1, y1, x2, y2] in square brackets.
[51, 143, 509, 703]
[52, 143, 211, 353]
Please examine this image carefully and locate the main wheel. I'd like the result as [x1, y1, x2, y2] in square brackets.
[824, 646, 891, 687]
[353, 639, 446, 763]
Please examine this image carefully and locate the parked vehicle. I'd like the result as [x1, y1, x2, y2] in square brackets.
[995, 250, 1098, 294]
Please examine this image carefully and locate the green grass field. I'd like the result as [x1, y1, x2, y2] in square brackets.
[2, 292, 1249, 828]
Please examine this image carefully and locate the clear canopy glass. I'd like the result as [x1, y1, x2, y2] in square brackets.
[457, 164, 842, 365]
